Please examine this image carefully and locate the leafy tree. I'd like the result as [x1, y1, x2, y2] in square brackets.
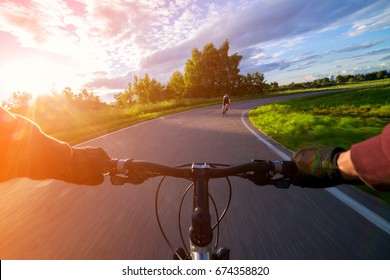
[184, 48, 203, 98]
[183, 39, 243, 98]
[1, 100, 10, 110]
[133, 74, 165, 103]
[356, 74, 365, 81]
[270, 82, 279, 91]
[76, 88, 104, 110]
[335, 75, 345, 84]
[226, 52, 243, 95]
[6, 91, 32, 109]
[243, 72, 266, 94]
[167, 71, 185, 99]
[60, 87, 76, 102]
[114, 82, 136, 108]
[376, 70, 388, 79]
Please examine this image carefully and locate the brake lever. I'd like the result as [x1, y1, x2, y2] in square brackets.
[272, 178, 291, 189]
[242, 172, 291, 188]
[110, 175, 127, 185]
[109, 171, 159, 185]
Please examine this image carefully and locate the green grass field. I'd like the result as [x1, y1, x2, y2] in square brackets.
[249, 80, 390, 202]
[249, 86, 390, 150]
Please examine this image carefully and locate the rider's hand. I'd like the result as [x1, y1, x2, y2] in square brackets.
[291, 147, 346, 188]
[59, 146, 110, 185]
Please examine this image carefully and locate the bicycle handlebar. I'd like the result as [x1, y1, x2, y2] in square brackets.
[107, 159, 298, 259]
[108, 159, 295, 188]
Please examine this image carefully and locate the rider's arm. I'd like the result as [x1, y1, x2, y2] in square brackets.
[347, 123, 390, 191]
[0, 107, 109, 185]
[0, 107, 73, 181]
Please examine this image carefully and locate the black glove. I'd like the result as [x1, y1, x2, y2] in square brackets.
[291, 147, 346, 188]
[60, 146, 110, 185]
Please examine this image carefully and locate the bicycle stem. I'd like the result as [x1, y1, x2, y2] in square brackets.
[189, 163, 214, 259]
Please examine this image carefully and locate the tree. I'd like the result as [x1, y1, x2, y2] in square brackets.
[114, 82, 136, 108]
[183, 39, 243, 98]
[76, 88, 104, 109]
[184, 48, 203, 98]
[133, 74, 165, 103]
[227, 52, 243, 95]
[243, 72, 266, 95]
[270, 82, 279, 91]
[335, 75, 345, 84]
[167, 71, 185, 99]
[356, 74, 365, 81]
[61, 87, 76, 102]
[1, 100, 11, 110]
[7, 91, 32, 109]
[251, 71, 266, 94]
[377, 70, 388, 79]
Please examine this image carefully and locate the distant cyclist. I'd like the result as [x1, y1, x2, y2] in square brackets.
[222, 93, 231, 115]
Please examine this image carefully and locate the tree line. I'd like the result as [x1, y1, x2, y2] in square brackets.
[114, 40, 266, 107]
[2, 38, 389, 110]
[1, 87, 105, 114]
[271, 70, 389, 91]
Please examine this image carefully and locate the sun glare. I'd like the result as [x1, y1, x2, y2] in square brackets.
[0, 57, 78, 99]
[1, 58, 55, 98]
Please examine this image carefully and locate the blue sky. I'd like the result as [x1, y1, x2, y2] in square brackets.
[0, 0, 389, 100]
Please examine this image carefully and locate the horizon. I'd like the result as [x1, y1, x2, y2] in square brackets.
[0, 0, 389, 101]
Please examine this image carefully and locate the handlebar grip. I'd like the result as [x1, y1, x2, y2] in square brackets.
[109, 159, 152, 185]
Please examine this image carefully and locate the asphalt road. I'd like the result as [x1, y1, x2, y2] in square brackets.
[1, 92, 390, 259]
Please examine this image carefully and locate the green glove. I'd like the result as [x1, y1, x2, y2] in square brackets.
[291, 147, 345, 188]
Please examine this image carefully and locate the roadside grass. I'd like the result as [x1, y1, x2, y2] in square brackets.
[249, 85, 390, 150]
[249, 82, 390, 203]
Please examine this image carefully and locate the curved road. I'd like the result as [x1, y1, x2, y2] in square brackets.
[1, 92, 390, 259]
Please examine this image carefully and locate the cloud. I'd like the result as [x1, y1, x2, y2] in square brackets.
[1, 0, 389, 92]
[136, 0, 386, 78]
[83, 71, 134, 90]
[336, 41, 382, 53]
[366, 48, 390, 56]
[256, 61, 292, 72]
[381, 55, 390, 61]
[345, 1, 390, 37]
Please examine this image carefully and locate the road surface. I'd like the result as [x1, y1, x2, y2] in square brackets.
[1, 92, 390, 259]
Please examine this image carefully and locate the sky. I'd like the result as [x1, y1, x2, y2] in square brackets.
[0, 0, 389, 101]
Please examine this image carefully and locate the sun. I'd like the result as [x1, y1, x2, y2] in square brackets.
[0, 58, 56, 98]
[0, 57, 80, 100]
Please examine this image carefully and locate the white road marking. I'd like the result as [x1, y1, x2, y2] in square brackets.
[241, 109, 390, 235]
